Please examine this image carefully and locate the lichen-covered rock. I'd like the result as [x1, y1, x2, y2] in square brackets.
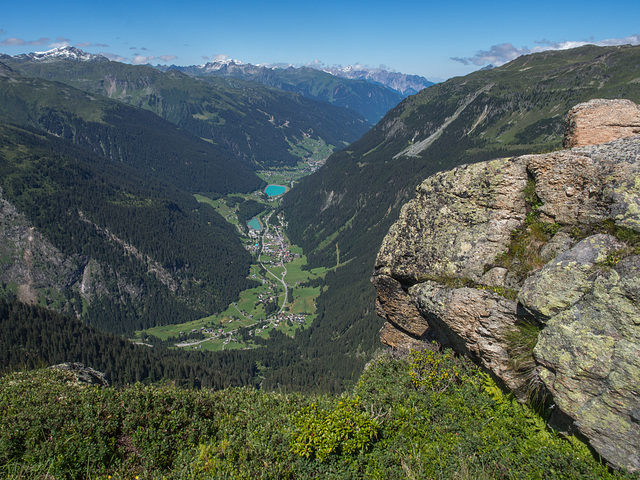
[533, 255, 640, 472]
[372, 99, 640, 472]
[410, 282, 524, 395]
[49, 362, 109, 387]
[518, 234, 625, 321]
[539, 232, 575, 263]
[375, 157, 527, 284]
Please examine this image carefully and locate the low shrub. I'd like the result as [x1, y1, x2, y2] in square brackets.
[1, 349, 636, 479]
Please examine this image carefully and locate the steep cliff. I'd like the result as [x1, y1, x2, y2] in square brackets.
[0, 186, 155, 319]
[372, 99, 640, 472]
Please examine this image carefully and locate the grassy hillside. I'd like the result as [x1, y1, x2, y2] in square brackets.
[1, 346, 633, 479]
[280, 44, 640, 390]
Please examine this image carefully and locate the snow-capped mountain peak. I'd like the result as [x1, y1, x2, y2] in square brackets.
[198, 58, 246, 72]
[314, 64, 434, 96]
[20, 46, 108, 63]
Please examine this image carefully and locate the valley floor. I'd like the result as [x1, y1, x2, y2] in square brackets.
[134, 159, 329, 352]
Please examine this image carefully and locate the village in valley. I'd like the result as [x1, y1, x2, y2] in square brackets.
[134, 158, 328, 352]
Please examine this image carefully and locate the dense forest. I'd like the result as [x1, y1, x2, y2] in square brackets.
[0, 123, 256, 334]
[0, 295, 366, 393]
[0, 297, 257, 388]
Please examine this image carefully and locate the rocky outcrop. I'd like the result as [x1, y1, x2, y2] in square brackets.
[372, 100, 640, 472]
[49, 362, 109, 387]
[531, 249, 640, 471]
[0, 188, 144, 316]
[563, 98, 640, 148]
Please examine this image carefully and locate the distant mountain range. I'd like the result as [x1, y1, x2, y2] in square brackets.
[314, 64, 434, 96]
[10, 46, 109, 63]
[6, 46, 435, 124]
[156, 58, 433, 123]
[164, 58, 434, 96]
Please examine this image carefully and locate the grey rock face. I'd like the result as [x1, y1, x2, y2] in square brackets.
[518, 234, 625, 321]
[49, 363, 109, 387]
[532, 254, 640, 472]
[375, 157, 527, 284]
[372, 100, 640, 472]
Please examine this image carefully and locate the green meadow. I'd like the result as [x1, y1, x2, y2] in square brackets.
[137, 193, 328, 351]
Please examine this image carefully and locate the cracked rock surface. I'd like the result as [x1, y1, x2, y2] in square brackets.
[372, 100, 640, 472]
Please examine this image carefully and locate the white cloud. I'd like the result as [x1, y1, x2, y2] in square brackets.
[1, 37, 25, 46]
[48, 40, 72, 49]
[158, 55, 177, 63]
[131, 55, 153, 64]
[27, 37, 50, 46]
[305, 59, 325, 68]
[1, 36, 50, 46]
[452, 34, 640, 67]
[100, 52, 128, 63]
[213, 53, 229, 61]
[451, 43, 528, 66]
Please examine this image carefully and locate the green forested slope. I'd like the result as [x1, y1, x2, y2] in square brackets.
[2, 54, 371, 168]
[0, 297, 260, 389]
[280, 44, 640, 390]
[0, 63, 262, 194]
[0, 123, 255, 333]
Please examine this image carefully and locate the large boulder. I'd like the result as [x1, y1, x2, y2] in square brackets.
[563, 98, 640, 148]
[531, 254, 640, 472]
[372, 99, 640, 472]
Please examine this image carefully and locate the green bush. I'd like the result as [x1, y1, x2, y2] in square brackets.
[408, 346, 463, 392]
[291, 396, 379, 461]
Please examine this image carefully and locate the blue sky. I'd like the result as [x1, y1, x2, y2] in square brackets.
[1, 0, 639, 81]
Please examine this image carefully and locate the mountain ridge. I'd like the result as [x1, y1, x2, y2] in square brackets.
[10, 46, 109, 63]
[0, 62, 262, 194]
[1, 47, 370, 168]
[157, 60, 407, 124]
[316, 63, 434, 96]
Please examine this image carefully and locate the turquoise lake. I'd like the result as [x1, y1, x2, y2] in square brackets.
[265, 184, 287, 197]
[247, 217, 262, 231]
